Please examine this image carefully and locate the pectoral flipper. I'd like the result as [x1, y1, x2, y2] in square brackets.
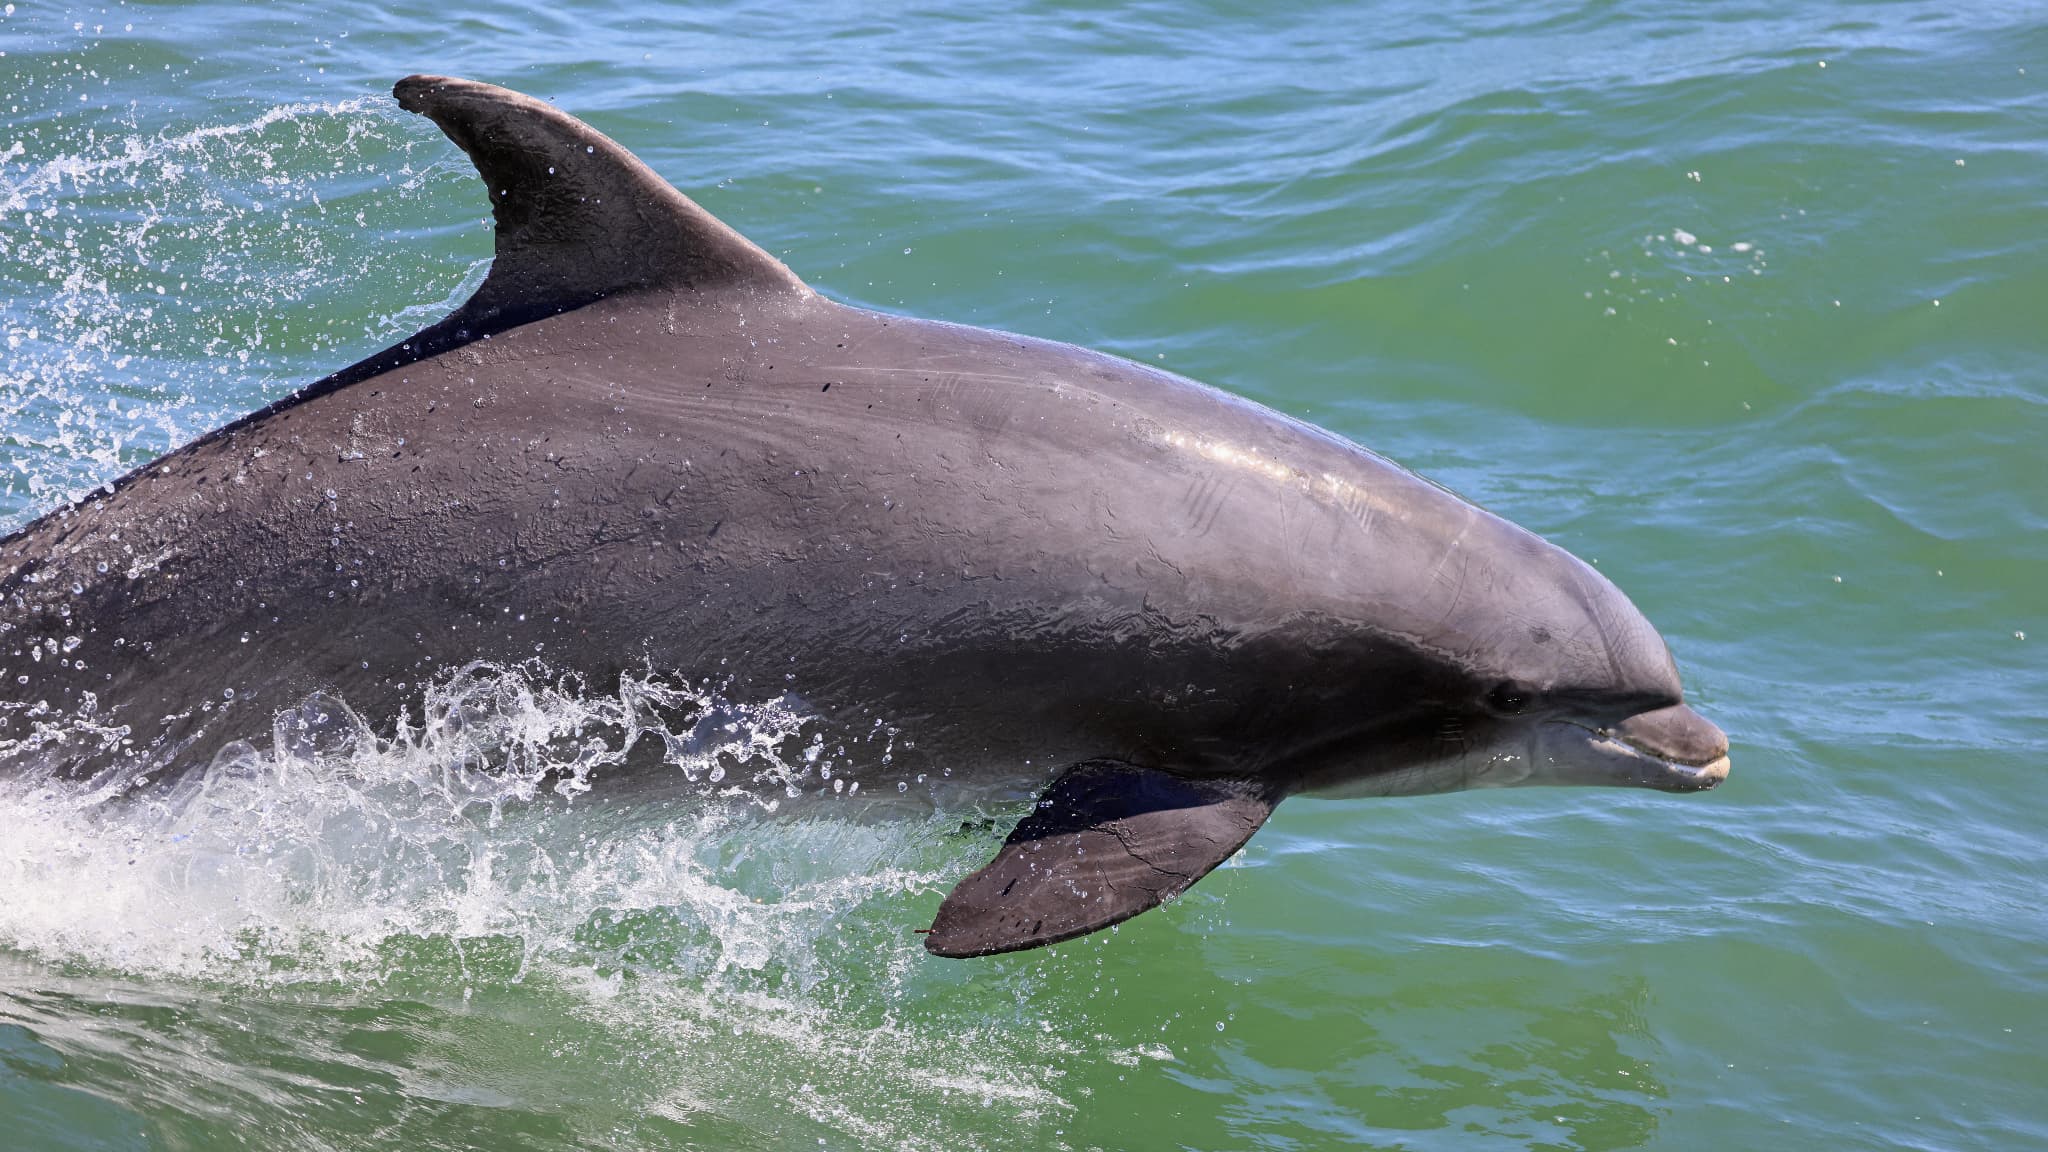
[924, 760, 1275, 958]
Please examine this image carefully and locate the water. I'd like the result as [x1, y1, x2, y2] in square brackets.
[2, 1, 2043, 1147]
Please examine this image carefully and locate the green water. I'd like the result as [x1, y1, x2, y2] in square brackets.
[2, 1, 2044, 1149]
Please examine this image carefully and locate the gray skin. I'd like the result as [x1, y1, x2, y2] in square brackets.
[0, 77, 1728, 957]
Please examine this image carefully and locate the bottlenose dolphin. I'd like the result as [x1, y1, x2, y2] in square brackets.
[0, 76, 1728, 957]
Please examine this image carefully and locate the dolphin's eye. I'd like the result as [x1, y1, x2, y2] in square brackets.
[1486, 682, 1529, 716]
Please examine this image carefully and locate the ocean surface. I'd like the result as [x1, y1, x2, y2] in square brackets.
[1, 1, 2043, 1148]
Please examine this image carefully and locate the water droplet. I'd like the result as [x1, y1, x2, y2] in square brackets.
[61, 636, 80, 652]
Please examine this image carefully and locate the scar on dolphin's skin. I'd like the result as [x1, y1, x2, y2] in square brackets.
[0, 76, 1728, 958]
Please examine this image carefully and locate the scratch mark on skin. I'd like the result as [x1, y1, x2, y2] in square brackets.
[1178, 472, 1237, 539]
[1429, 514, 1477, 628]
[1179, 474, 1212, 534]
[1144, 538, 1186, 581]
[814, 366, 1031, 386]
[1436, 715, 1471, 758]
[1154, 428, 1406, 533]
[1106, 822, 1197, 887]
[126, 546, 174, 579]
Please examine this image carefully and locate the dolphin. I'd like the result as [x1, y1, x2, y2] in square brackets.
[0, 76, 1728, 957]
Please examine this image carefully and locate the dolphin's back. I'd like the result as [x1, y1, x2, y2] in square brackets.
[0, 70, 1542, 789]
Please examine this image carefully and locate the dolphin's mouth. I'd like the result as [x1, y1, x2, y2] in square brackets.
[1588, 732, 1730, 791]
[1554, 703, 1731, 792]
[1540, 701, 1728, 787]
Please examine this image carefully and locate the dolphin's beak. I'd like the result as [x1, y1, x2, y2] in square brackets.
[1607, 703, 1730, 791]
[1517, 705, 1730, 793]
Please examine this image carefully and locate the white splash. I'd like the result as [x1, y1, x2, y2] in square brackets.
[0, 95, 479, 523]
[0, 661, 884, 979]
[0, 657, 1085, 1148]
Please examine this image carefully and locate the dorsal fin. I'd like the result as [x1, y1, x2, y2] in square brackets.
[392, 74, 807, 326]
[125, 76, 811, 465]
